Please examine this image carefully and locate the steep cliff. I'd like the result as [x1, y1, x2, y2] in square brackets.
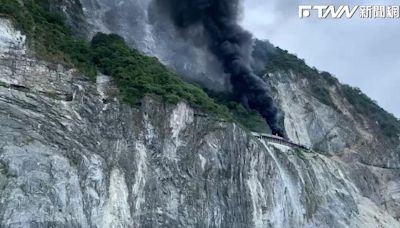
[266, 69, 400, 167]
[250, 42, 400, 170]
[1, 14, 400, 228]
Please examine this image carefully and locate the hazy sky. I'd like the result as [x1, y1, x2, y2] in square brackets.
[242, 0, 400, 117]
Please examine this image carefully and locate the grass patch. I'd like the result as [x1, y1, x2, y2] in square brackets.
[340, 85, 400, 138]
[0, 1, 277, 131]
[294, 148, 307, 159]
[0, 0, 96, 78]
[90, 33, 231, 117]
[0, 80, 8, 87]
[260, 45, 337, 109]
[0, 1, 229, 116]
[253, 39, 400, 139]
[205, 89, 269, 132]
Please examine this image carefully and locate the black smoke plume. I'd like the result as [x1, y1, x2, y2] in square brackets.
[155, 0, 284, 135]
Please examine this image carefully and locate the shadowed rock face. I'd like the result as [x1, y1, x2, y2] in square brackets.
[80, 0, 232, 92]
[152, 0, 284, 136]
[261, 70, 400, 169]
[79, 0, 285, 136]
[72, 0, 400, 167]
[0, 18, 400, 227]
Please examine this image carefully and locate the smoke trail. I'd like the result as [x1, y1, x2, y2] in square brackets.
[155, 0, 284, 135]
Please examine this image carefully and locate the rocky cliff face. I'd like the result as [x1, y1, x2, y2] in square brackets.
[76, 0, 399, 167]
[266, 70, 400, 168]
[1, 17, 400, 228]
[79, 0, 231, 92]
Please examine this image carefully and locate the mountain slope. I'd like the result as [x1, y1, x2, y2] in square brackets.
[251, 41, 400, 169]
[1, 18, 399, 227]
[0, 0, 399, 227]
[77, 0, 400, 168]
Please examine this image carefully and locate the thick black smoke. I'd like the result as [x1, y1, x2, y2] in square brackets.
[155, 0, 284, 135]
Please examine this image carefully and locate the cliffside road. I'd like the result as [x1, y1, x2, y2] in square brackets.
[251, 132, 310, 151]
[0, 6, 400, 227]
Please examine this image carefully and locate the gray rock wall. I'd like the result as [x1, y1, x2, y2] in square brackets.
[0, 18, 400, 228]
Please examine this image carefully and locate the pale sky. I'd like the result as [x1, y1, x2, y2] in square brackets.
[242, 0, 400, 117]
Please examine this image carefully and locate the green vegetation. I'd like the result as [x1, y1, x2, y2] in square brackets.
[0, 80, 7, 87]
[228, 104, 267, 132]
[2, 1, 398, 137]
[341, 85, 400, 138]
[89, 33, 273, 130]
[90, 33, 231, 116]
[205, 90, 268, 132]
[0, 1, 228, 114]
[264, 48, 313, 75]
[254, 39, 400, 139]
[0, 0, 96, 78]
[1, 0, 274, 131]
[262, 46, 337, 108]
[294, 148, 307, 159]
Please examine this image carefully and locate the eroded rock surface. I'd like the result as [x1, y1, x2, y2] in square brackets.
[0, 18, 400, 228]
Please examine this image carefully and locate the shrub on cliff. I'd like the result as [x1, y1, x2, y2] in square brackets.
[0, 0, 273, 131]
[91, 33, 231, 117]
[0, 0, 96, 78]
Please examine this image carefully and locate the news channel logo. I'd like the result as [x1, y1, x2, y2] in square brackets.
[299, 5, 400, 19]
